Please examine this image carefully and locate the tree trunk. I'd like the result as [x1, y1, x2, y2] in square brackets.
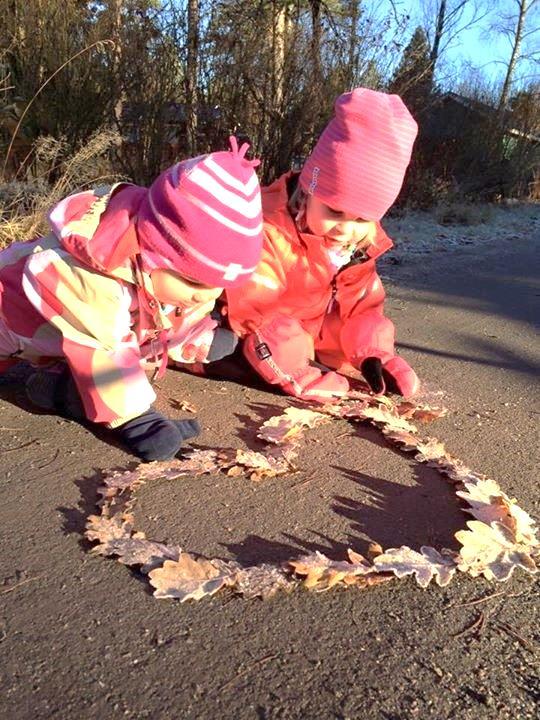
[429, 0, 446, 80]
[310, 0, 322, 82]
[186, 0, 199, 155]
[347, 0, 360, 89]
[110, 0, 124, 124]
[499, 0, 528, 110]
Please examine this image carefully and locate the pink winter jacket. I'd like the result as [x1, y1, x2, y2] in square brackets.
[226, 173, 395, 369]
[0, 183, 218, 425]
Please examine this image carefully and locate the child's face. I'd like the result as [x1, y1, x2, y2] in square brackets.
[150, 268, 222, 307]
[305, 195, 373, 249]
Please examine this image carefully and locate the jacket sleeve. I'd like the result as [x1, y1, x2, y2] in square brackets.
[242, 314, 349, 403]
[24, 249, 155, 424]
[336, 260, 396, 365]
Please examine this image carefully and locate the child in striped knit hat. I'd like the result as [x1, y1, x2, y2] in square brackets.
[0, 138, 263, 461]
[225, 89, 420, 402]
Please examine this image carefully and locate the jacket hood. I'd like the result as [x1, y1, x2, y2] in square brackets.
[262, 172, 394, 261]
[48, 183, 147, 279]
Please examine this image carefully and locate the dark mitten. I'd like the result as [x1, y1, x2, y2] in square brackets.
[116, 408, 200, 462]
[206, 327, 238, 362]
[360, 357, 385, 394]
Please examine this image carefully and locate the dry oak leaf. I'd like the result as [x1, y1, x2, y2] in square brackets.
[94, 537, 181, 572]
[345, 404, 418, 434]
[414, 437, 449, 462]
[396, 401, 448, 422]
[99, 451, 222, 496]
[456, 520, 538, 581]
[288, 549, 375, 591]
[373, 546, 457, 588]
[457, 479, 538, 546]
[234, 564, 297, 599]
[148, 553, 235, 601]
[383, 429, 420, 452]
[258, 406, 329, 444]
[226, 447, 296, 481]
[85, 514, 132, 544]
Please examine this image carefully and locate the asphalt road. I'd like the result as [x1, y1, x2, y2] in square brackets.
[1, 221, 538, 719]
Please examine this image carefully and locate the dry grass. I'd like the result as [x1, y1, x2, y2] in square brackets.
[434, 201, 493, 226]
[0, 129, 123, 248]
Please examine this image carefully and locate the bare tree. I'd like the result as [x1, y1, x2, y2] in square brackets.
[421, 0, 490, 81]
[497, 0, 540, 109]
[186, 0, 199, 155]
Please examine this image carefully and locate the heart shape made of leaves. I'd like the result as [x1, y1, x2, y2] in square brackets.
[84, 394, 539, 601]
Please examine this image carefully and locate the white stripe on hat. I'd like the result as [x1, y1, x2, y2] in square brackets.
[187, 166, 262, 219]
[203, 156, 259, 195]
[147, 189, 259, 277]
[182, 191, 263, 237]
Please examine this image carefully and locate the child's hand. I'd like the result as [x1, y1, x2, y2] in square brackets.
[181, 342, 210, 362]
[360, 356, 419, 398]
[116, 408, 200, 461]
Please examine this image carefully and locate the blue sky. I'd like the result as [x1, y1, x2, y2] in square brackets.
[367, 0, 539, 92]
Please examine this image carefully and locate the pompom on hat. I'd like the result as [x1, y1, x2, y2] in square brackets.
[137, 137, 263, 288]
[299, 89, 418, 221]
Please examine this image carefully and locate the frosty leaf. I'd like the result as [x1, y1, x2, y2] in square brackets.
[456, 521, 538, 581]
[100, 450, 222, 495]
[258, 407, 329, 444]
[234, 564, 296, 599]
[148, 553, 234, 601]
[383, 429, 420, 451]
[457, 480, 538, 546]
[373, 546, 457, 588]
[396, 401, 448, 422]
[93, 537, 181, 572]
[288, 550, 374, 591]
[345, 404, 418, 434]
[225, 447, 296, 481]
[414, 437, 448, 462]
[85, 514, 132, 543]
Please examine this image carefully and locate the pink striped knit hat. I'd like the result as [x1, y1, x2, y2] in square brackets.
[299, 89, 418, 221]
[137, 137, 263, 288]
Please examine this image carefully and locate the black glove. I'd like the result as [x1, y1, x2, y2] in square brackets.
[116, 409, 200, 462]
[360, 356, 405, 395]
[360, 357, 385, 394]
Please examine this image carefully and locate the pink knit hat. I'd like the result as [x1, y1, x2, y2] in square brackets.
[137, 137, 263, 288]
[299, 89, 418, 221]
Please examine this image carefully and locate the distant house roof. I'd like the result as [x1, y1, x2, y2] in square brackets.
[433, 92, 540, 145]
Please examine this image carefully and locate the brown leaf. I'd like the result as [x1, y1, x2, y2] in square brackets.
[100, 450, 222, 495]
[234, 564, 296, 599]
[85, 514, 132, 544]
[345, 404, 418, 434]
[258, 407, 329, 444]
[148, 553, 234, 601]
[224, 447, 296, 481]
[414, 437, 448, 462]
[383, 429, 420, 451]
[93, 537, 181, 572]
[456, 521, 538, 581]
[170, 398, 197, 413]
[373, 546, 457, 588]
[288, 550, 374, 591]
[396, 401, 448, 422]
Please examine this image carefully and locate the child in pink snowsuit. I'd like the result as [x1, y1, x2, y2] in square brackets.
[0, 138, 263, 460]
[225, 89, 420, 402]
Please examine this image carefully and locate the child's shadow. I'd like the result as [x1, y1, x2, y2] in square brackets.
[223, 463, 466, 566]
[331, 464, 465, 555]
